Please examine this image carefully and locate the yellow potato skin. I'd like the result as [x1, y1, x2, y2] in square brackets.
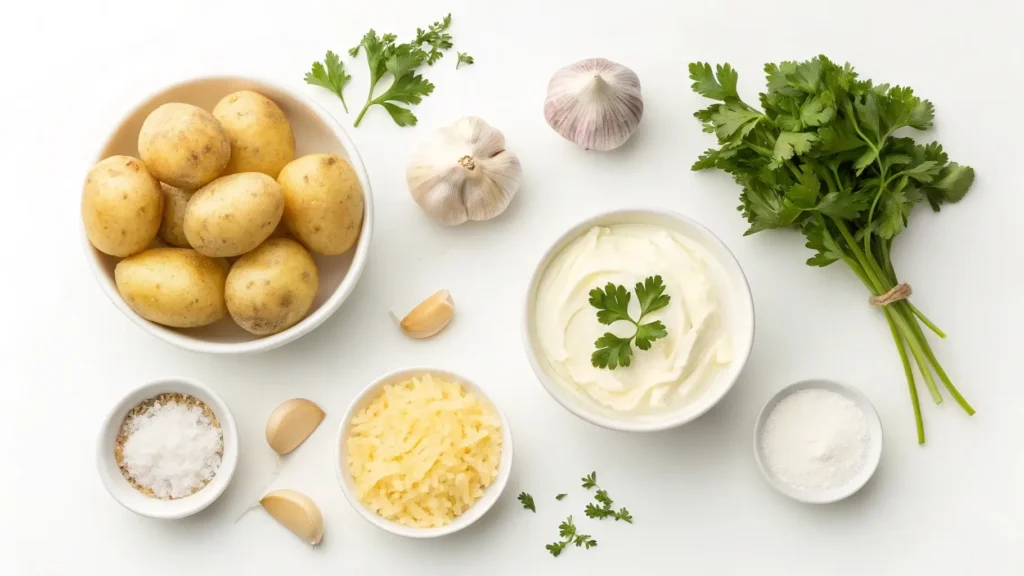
[158, 182, 193, 247]
[82, 155, 163, 257]
[213, 90, 296, 178]
[138, 103, 231, 189]
[277, 154, 364, 255]
[225, 238, 319, 336]
[114, 248, 228, 328]
[184, 172, 284, 257]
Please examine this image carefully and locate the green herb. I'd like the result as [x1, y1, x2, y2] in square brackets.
[689, 56, 976, 444]
[555, 493, 567, 501]
[304, 50, 352, 113]
[545, 516, 596, 557]
[456, 52, 474, 69]
[346, 15, 456, 127]
[581, 472, 633, 523]
[518, 492, 536, 512]
[589, 276, 670, 369]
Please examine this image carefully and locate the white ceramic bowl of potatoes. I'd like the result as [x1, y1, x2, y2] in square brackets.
[81, 76, 373, 354]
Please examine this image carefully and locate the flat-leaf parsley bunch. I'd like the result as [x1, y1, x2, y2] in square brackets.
[689, 56, 975, 443]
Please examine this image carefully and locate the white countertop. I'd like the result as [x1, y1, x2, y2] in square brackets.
[5, 0, 1022, 573]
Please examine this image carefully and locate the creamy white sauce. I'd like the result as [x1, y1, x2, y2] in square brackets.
[535, 224, 734, 413]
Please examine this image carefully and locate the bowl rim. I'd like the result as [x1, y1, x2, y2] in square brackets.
[334, 367, 514, 539]
[95, 376, 239, 519]
[80, 74, 374, 354]
[751, 378, 884, 504]
[521, 207, 756, 432]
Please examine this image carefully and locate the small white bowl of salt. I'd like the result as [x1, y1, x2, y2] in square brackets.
[97, 377, 239, 519]
[753, 379, 883, 504]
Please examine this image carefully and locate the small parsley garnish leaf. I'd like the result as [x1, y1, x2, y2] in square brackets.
[304, 50, 352, 113]
[547, 516, 596, 558]
[581, 472, 633, 523]
[555, 493, 567, 501]
[518, 492, 536, 513]
[456, 52, 474, 69]
[589, 276, 670, 369]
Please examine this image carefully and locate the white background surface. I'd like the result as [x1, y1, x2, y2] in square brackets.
[3, 0, 1022, 574]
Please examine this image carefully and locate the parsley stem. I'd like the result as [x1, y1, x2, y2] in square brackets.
[890, 310, 943, 404]
[909, 304, 946, 339]
[895, 303, 974, 414]
[885, 308, 925, 443]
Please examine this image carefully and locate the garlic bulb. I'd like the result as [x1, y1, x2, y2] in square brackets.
[544, 58, 644, 151]
[406, 117, 522, 226]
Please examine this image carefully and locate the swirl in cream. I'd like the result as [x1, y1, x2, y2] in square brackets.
[535, 224, 733, 412]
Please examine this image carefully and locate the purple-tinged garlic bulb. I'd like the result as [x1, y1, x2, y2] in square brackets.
[543, 58, 643, 151]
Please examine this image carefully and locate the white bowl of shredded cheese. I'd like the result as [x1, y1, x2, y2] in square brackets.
[96, 377, 239, 519]
[336, 368, 513, 538]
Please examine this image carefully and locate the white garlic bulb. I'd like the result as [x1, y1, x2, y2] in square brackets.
[406, 117, 522, 226]
[544, 58, 644, 151]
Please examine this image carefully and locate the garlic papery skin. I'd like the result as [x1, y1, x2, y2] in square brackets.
[544, 58, 644, 151]
[407, 117, 522, 226]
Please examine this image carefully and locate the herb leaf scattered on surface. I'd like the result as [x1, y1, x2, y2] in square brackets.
[555, 493, 567, 501]
[581, 472, 633, 523]
[457, 52, 474, 69]
[304, 50, 352, 112]
[590, 276, 671, 369]
[546, 516, 596, 557]
[689, 56, 976, 444]
[518, 492, 536, 513]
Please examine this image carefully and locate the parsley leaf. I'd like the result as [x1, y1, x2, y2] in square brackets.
[546, 516, 596, 558]
[305, 50, 352, 112]
[456, 52, 474, 69]
[555, 493, 567, 501]
[589, 276, 671, 370]
[518, 492, 536, 513]
[582, 474, 633, 523]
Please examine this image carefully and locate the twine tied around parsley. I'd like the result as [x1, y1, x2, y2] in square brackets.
[869, 283, 913, 306]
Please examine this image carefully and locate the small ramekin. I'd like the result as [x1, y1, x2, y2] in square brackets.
[96, 377, 239, 519]
[335, 367, 513, 538]
[753, 378, 884, 504]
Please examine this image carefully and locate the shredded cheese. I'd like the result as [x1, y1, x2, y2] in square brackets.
[347, 374, 503, 528]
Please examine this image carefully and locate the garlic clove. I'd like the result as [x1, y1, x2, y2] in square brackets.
[406, 117, 522, 226]
[544, 58, 644, 151]
[395, 289, 454, 339]
[260, 489, 324, 545]
[265, 398, 325, 455]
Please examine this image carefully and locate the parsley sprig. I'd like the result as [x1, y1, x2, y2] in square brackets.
[518, 492, 536, 512]
[306, 14, 472, 128]
[581, 472, 633, 523]
[689, 56, 976, 444]
[589, 276, 670, 370]
[545, 516, 596, 557]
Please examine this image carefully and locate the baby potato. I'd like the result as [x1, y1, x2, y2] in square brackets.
[158, 182, 193, 247]
[82, 155, 163, 257]
[277, 154, 364, 255]
[225, 238, 319, 336]
[213, 90, 296, 178]
[115, 248, 228, 328]
[184, 172, 284, 257]
[138, 103, 231, 189]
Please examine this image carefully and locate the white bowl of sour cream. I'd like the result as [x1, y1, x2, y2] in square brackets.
[523, 209, 755, 432]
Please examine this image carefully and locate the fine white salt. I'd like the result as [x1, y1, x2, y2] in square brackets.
[760, 388, 870, 491]
[122, 399, 223, 499]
